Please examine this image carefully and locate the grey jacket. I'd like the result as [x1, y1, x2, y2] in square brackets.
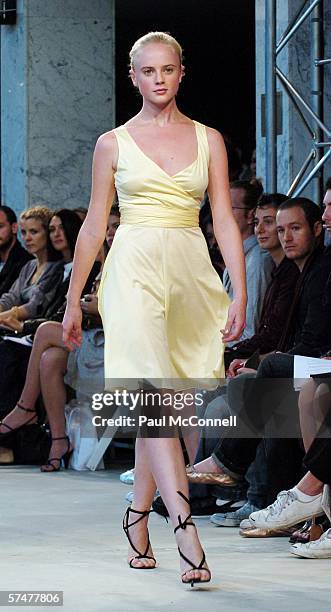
[0, 259, 63, 318]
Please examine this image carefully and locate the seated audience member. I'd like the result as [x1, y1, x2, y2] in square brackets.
[0, 206, 63, 325]
[0, 205, 32, 297]
[223, 180, 274, 345]
[0, 209, 97, 414]
[188, 197, 331, 512]
[242, 188, 331, 543]
[226, 192, 299, 370]
[0, 207, 120, 469]
[241, 374, 331, 557]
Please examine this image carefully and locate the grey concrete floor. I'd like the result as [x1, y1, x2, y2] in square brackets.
[1, 466, 330, 612]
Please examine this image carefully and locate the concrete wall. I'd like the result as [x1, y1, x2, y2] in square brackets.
[256, 0, 331, 200]
[1, 0, 115, 216]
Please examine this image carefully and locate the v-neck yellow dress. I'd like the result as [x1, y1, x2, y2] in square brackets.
[98, 120, 230, 388]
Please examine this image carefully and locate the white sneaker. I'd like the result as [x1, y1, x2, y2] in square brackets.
[291, 528, 331, 558]
[120, 468, 135, 485]
[249, 489, 323, 529]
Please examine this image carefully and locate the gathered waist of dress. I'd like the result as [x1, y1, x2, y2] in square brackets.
[119, 205, 199, 228]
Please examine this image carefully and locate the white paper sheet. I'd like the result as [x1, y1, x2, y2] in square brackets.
[293, 355, 331, 391]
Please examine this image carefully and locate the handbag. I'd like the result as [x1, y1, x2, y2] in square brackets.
[65, 400, 104, 471]
[12, 424, 51, 465]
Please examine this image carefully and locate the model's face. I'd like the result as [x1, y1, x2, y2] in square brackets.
[254, 206, 280, 252]
[322, 189, 331, 234]
[130, 43, 183, 103]
[230, 188, 253, 235]
[276, 207, 321, 263]
[0, 211, 16, 251]
[106, 213, 120, 248]
[20, 218, 48, 256]
[49, 216, 69, 254]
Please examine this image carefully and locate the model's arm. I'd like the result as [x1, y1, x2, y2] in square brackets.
[206, 128, 247, 342]
[62, 132, 117, 348]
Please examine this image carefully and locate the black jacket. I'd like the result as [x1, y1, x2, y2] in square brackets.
[0, 240, 32, 297]
[281, 246, 331, 356]
[230, 257, 300, 356]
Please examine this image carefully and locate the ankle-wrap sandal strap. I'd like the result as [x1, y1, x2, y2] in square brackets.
[174, 490, 195, 534]
[173, 491, 211, 585]
[123, 507, 155, 563]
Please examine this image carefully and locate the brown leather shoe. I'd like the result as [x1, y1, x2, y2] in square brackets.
[239, 523, 296, 538]
[186, 465, 237, 486]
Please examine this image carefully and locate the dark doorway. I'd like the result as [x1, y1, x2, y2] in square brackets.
[115, 0, 255, 165]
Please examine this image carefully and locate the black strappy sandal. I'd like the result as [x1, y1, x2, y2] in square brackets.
[174, 491, 211, 587]
[40, 436, 72, 472]
[0, 403, 37, 442]
[123, 507, 157, 569]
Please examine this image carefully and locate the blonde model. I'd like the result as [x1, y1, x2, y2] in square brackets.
[63, 32, 246, 587]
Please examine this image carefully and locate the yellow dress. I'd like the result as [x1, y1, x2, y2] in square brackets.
[98, 120, 230, 388]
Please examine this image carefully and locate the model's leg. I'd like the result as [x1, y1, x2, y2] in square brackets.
[39, 346, 70, 471]
[144, 436, 210, 583]
[0, 322, 65, 433]
[125, 437, 157, 568]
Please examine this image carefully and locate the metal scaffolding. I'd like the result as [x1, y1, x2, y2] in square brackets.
[265, 0, 330, 201]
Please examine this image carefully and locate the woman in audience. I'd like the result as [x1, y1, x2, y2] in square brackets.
[0, 206, 63, 324]
[0, 208, 119, 470]
[0, 209, 83, 421]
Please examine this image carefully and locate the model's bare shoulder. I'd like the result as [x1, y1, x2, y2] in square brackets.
[95, 130, 118, 169]
[205, 126, 225, 147]
[204, 127, 227, 161]
[96, 130, 117, 149]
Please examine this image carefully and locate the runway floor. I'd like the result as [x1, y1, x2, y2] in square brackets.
[2, 466, 330, 611]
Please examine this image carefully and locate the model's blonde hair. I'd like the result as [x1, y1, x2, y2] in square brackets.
[20, 205, 53, 230]
[129, 32, 183, 70]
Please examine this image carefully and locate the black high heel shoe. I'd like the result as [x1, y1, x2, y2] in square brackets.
[40, 436, 73, 472]
[122, 506, 157, 569]
[0, 403, 37, 442]
[174, 491, 211, 587]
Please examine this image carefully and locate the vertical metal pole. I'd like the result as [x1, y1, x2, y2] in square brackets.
[311, 0, 324, 204]
[265, 0, 277, 192]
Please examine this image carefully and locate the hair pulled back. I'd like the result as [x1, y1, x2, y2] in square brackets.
[129, 32, 183, 69]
